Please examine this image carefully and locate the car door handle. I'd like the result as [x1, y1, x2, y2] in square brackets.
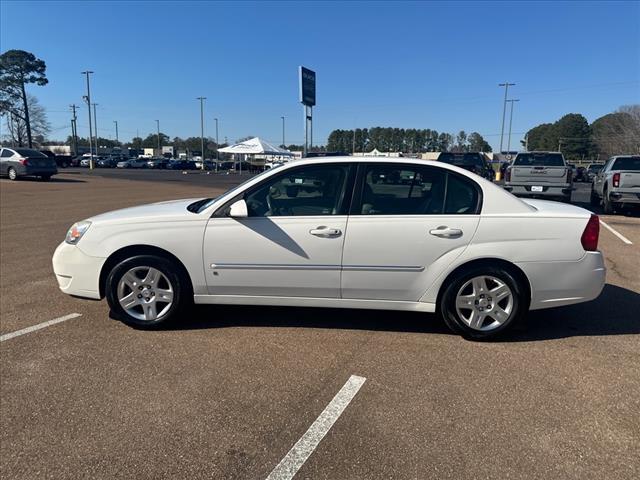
[429, 226, 463, 238]
[310, 226, 342, 237]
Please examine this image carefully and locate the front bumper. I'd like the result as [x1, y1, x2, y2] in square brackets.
[517, 252, 606, 310]
[52, 242, 106, 299]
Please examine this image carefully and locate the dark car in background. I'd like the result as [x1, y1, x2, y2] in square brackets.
[40, 150, 73, 168]
[586, 163, 604, 182]
[97, 157, 118, 168]
[1, 147, 58, 181]
[167, 160, 198, 170]
[147, 158, 170, 169]
[438, 152, 494, 181]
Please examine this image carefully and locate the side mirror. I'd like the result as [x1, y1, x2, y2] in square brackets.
[228, 199, 248, 218]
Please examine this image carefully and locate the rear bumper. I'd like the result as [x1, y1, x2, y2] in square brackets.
[517, 252, 606, 310]
[609, 190, 640, 205]
[504, 184, 572, 198]
[52, 242, 106, 300]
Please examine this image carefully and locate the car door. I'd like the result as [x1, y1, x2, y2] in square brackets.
[203, 163, 355, 297]
[593, 158, 611, 195]
[341, 163, 481, 301]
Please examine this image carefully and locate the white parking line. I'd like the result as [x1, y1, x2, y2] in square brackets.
[266, 374, 367, 480]
[0, 313, 82, 342]
[600, 220, 633, 245]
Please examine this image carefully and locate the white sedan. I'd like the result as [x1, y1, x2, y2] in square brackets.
[52, 157, 605, 339]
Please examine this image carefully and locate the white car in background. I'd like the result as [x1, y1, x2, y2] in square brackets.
[52, 157, 605, 340]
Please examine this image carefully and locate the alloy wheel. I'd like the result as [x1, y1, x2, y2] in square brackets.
[455, 275, 514, 331]
[117, 266, 174, 321]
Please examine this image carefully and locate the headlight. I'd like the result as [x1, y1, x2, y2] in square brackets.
[65, 221, 91, 244]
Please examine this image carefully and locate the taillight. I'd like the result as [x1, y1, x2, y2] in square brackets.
[18, 157, 29, 166]
[505, 168, 511, 182]
[612, 172, 620, 188]
[581, 214, 600, 251]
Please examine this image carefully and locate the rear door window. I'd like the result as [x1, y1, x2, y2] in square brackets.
[355, 164, 480, 215]
[1, 149, 14, 158]
[513, 153, 565, 167]
[611, 157, 640, 171]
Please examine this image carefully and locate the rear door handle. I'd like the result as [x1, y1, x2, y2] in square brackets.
[310, 226, 342, 237]
[429, 226, 463, 238]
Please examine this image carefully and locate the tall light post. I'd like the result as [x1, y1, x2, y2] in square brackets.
[214, 117, 219, 173]
[113, 120, 118, 143]
[92, 103, 98, 155]
[81, 70, 94, 168]
[498, 82, 515, 153]
[506, 99, 520, 153]
[281, 116, 285, 148]
[197, 97, 206, 170]
[155, 120, 160, 155]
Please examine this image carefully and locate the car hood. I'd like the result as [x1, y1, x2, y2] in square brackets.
[87, 198, 204, 224]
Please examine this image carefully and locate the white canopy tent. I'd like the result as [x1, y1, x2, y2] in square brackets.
[218, 137, 294, 173]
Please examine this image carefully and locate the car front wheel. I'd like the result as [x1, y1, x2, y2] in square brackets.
[105, 255, 191, 328]
[440, 266, 527, 340]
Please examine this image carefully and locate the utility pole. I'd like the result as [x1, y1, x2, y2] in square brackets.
[92, 103, 98, 155]
[155, 120, 160, 155]
[498, 82, 515, 154]
[352, 130, 356, 155]
[70, 104, 78, 156]
[81, 71, 94, 168]
[281, 116, 285, 148]
[113, 120, 118, 143]
[506, 99, 520, 153]
[214, 117, 219, 173]
[197, 97, 206, 170]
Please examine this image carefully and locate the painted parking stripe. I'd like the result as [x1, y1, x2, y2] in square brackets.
[266, 374, 367, 480]
[600, 220, 633, 245]
[0, 313, 82, 342]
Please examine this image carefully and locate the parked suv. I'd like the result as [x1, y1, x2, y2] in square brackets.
[504, 151, 573, 202]
[590, 155, 640, 213]
[1, 147, 58, 181]
[438, 152, 494, 181]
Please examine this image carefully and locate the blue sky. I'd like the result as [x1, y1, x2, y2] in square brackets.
[1, 0, 639, 150]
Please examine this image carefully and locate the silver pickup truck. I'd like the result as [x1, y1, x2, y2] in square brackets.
[590, 155, 640, 213]
[504, 151, 573, 202]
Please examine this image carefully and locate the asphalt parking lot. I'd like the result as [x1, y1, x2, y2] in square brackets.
[1, 171, 639, 479]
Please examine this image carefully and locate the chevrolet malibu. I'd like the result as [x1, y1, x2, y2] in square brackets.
[52, 157, 605, 339]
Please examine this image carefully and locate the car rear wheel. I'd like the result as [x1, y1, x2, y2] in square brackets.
[440, 266, 527, 340]
[603, 188, 614, 214]
[8, 167, 17, 181]
[590, 186, 600, 207]
[40, 175, 52, 181]
[106, 255, 191, 328]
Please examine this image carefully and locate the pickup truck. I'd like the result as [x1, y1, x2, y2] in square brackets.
[503, 151, 573, 202]
[590, 155, 640, 213]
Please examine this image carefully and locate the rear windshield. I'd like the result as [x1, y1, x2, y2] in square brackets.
[439, 153, 484, 166]
[15, 148, 47, 158]
[513, 153, 565, 167]
[612, 157, 640, 171]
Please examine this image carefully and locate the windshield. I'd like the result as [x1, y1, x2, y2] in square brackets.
[612, 156, 640, 171]
[439, 153, 484, 166]
[513, 153, 565, 167]
[194, 169, 274, 213]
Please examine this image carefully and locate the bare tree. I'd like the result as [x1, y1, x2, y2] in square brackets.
[2, 94, 50, 147]
[590, 104, 640, 157]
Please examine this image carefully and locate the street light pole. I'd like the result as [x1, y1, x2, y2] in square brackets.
[506, 99, 520, 153]
[155, 120, 160, 155]
[281, 116, 285, 148]
[92, 104, 98, 155]
[197, 97, 206, 170]
[114, 120, 118, 143]
[214, 117, 219, 173]
[498, 82, 515, 153]
[81, 71, 94, 168]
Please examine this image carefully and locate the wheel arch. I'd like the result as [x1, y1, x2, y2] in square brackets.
[434, 257, 532, 311]
[99, 244, 193, 299]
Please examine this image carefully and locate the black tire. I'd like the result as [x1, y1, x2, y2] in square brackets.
[105, 255, 191, 328]
[8, 167, 18, 181]
[62, 161, 70, 168]
[590, 185, 600, 207]
[40, 175, 52, 181]
[439, 265, 527, 341]
[603, 188, 614, 214]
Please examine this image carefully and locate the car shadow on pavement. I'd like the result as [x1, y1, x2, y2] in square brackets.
[504, 284, 640, 342]
[1, 177, 85, 183]
[156, 284, 638, 341]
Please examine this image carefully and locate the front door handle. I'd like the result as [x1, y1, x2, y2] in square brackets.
[310, 226, 342, 238]
[429, 226, 463, 238]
